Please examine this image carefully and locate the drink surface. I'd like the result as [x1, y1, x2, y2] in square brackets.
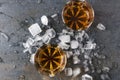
[34, 45, 67, 77]
[62, 0, 94, 30]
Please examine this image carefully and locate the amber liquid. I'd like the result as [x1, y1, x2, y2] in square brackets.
[34, 45, 67, 77]
[62, 0, 94, 30]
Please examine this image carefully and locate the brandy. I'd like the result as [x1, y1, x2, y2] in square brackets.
[62, 0, 94, 30]
[34, 44, 67, 77]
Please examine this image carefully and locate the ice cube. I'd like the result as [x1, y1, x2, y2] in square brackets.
[64, 68, 73, 76]
[97, 23, 106, 30]
[82, 74, 93, 80]
[28, 23, 42, 37]
[70, 40, 79, 49]
[58, 35, 71, 43]
[46, 28, 56, 38]
[41, 15, 48, 25]
[73, 55, 80, 64]
[72, 67, 81, 77]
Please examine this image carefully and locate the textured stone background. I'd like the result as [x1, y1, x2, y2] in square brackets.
[0, 0, 120, 80]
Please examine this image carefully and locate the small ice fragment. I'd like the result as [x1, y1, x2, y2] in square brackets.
[62, 29, 68, 34]
[58, 35, 70, 43]
[82, 74, 93, 80]
[84, 66, 89, 72]
[37, 0, 42, 4]
[0, 31, 9, 41]
[51, 14, 57, 18]
[75, 31, 85, 41]
[100, 74, 111, 80]
[73, 56, 80, 64]
[28, 23, 42, 37]
[23, 43, 30, 48]
[41, 15, 48, 25]
[58, 42, 70, 50]
[66, 51, 73, 58]
[80, 0, 85, 2]
[42, 34, 51, 44]
[97, 23, 106, 30]
[70, 40, 79, 49]
[46, 28, 56, 38]
[23, 48, 28, 53]
[83, 32, 89, 39]
[19, 75, 25, 80]
[83, 60, 88, 66]
[84, 55, 90, 59]
[34, 35, 42, 42]
[84, 41, 96, 50]
[26, 38, 34, 46]
[72, 67, 81, 77]
[74, 50, 80, 56]
[102, 67, 110, 72]
[30, 54, 35, 64]
[64, 68, 73, 76]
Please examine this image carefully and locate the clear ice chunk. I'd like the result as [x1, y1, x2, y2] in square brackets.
[70, 40, 79, 49]
[58, 35, 70, 43]
[41, 15, 48, 25]
[82, 74, 93, 80]
[28, 23, 42, 37]
[97, 23, 106, 30]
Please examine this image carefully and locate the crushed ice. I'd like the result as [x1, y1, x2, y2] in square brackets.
[22, 14, 110, 80]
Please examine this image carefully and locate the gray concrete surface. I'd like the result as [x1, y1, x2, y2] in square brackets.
[0, 0, 120, 80]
